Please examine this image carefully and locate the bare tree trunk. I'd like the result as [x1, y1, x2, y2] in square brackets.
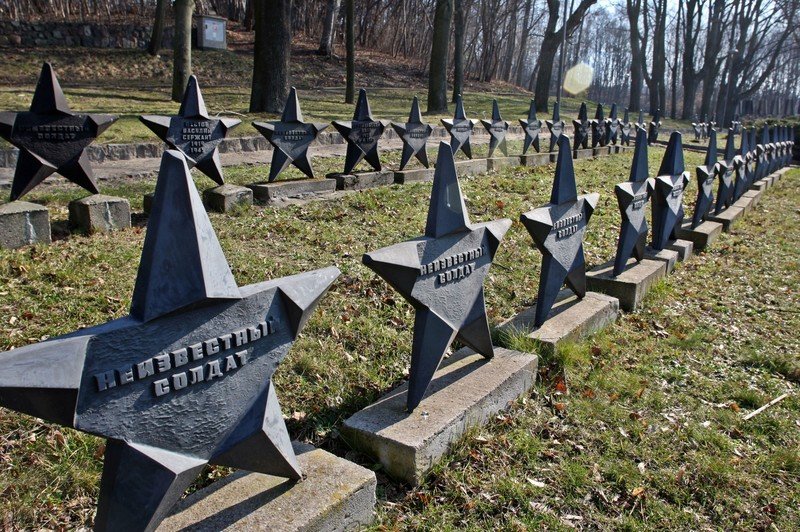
[318, 0, 340, 56]
[172, 0, 195, 102]
[452, 0, 466, 103]
[699, 0, 725, 119]
[427, 0, 453, 113]
[514, 0, 533, 86]
[244, 0, 254, 30]
[249, 0, 291, 112]
[345, 0, 355, 103]
[148, 0, 169, 56]
[627, 0, 643, 111]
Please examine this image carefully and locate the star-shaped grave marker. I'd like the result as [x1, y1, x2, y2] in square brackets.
[546, 102, 566, 152]
[520, 135, 599, 327]
[391, 96, 433, 170]
[253, 86, 329, 182]
[481, 99, 510, 157]
[0, 62, 116, 201]
[650, 132, 690, 250]
[441, 94, 477, 158]
[140, 75, 241, 186]
[606, 103, 620, 145]
[333, 89, 389, 174]
[362, 142, 511, 411]
[590, 103, 607, 148]
[620, 108, 633, 146]
[756, 126, 770, 181]
[635, 110, 646, 132]
[572, 102, 590, 152]
[692, 118, 704, 142]
[690, 128, 720, 228]
[648, 109, 661, 145]
[0, 150, 339, 531]
[714, 129, 737, 213]
[519, 99, 542, 154]
[732, 129, 749, 201]
[612, 127, 653, 276]
[741, 128, 756, 189]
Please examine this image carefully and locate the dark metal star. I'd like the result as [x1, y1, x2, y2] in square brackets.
[0, 150, 339, 531]
[572, 102, 590, 152]
[519, 99, 542, 154]
[332, 88, 388, 174]
[651, 132, 690, 250]
[612, 127, 652, 276]
[635, 110, 646, 132]
[481, 99, 510, 157]
[362, 142, 511, 411]
[647, 109, 661, 145]
[606, 103, 620, 145]
[756, 126, 770, 181]
[0, 62, 116, 201]
[742, 128, 756, 189]
[441, 94, 477, 159]
[732, 130, 749, 201]
[253, 86, 329, 182]
[545, 102, 566, 152]
[140, 75, 241, 186]
[714, 129, 736, 213]
[620, 108, 633, 146]
[391, 96, 433, 170]
[590, 103, 607, 148]
[520, 135, 599, 327]
[690, 128, 720, 228]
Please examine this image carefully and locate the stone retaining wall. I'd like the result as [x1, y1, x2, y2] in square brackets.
[0, 19, 173, 49]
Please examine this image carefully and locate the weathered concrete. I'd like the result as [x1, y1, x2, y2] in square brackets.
[666, 239, 694, 262]
[249, 179, 337, 203]
[586, 258, 666, 312]
[452, 158, 488, 176]
[159, 442, 376, 531]
[500, 290, 619, 350]
[487, 157, 520, 172]
[731, 195, 754, 215]
[341, 347, 536, 486]
[0, 200, 51, 248]
[393, 167, 435, 184]
[742, 189, 762, 207]
[706, 205, 744, 232]
[68, 194, 131, 234]
[327, 171, 395, 191]
[750, 181, 767, 193]
[519, 153, 552, 167]
[674, 220, 724, 251]
[644, 246, 679, 274]
[574, 148, 594, 160]
[203, 184, 253, 213]
[593, 146, 611, 157]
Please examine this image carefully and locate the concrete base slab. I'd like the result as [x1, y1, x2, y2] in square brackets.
[593, 146, 610, 157]
[574, 148, 594, 160]
[666, 239, 694, 262]
[706, 205, 744, 232]
[674, 220, 724, 251]
[249, 179, 337, 203]
[731, 195, 753, 215]
[0, 200, 51, 249]
[203, 184, 253, 213]
[394, 167, 434, 184]
[586, 258, 666, 312]
[644, 246, 679, 274]
[500, 290, 619, 350]
[327, 171, 395, 191]
[750, 181, 767, 193]
[742, 189, 762, 207]
[453, 158, 488, 176]
[143, 192, 154, 214]
[159, 442, 376, 531]
[341, 347, 537, 486]
[487, 156, 520, 171]
[609, 145, 624, 154]
[520, 153, 551, 167]
[68, 194, 131, 234]
[759, 177, 773, 189]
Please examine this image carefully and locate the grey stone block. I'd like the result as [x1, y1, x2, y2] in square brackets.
[159, 442, 376, 531]
[666, 239, 693, 262]
[519, 153, 551, 167]
[393, 168, 435, 184]
[593, 146, 610, 157]
[742, 189, 762, 207]
[731, 195, 754, 215]
[452, 158, 488, 176]
[674, 220, 723, 251]
[706, 205, 744, 232]
[586, 258, 666, 312]
[0, 200, 51, 249]
[341, 347, 536, 486]
[327, 171, 395, 191]
[574, 148, 594, 160]
[249, 179, 337, 202]
[644, 246, 679, 274]
[487, 157, 520, 172]
[500, 290, 619, 349]
[750, 181, 767, 192]
[68, 194, 131, 234]
[203, 184, 253, 213]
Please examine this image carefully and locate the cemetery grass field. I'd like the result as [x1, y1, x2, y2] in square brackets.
[0, 45, 696, 148]
[0, 142, 798, 528]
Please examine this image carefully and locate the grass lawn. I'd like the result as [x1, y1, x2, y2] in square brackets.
[0, 136, 797, 528]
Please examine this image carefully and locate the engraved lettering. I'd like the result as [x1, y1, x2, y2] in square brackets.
[172, 372, 188, 391]
[207, 359, 223, 380]
[172, 348, 189, 367]
[154, 353, 172, 373]
[95, 370, 117, 392]
[187, 343, 203, 362]
[204, 338, 220, 356]
[225, 355, 238, 371]
[136, 359, 155, 379]
[117, 367, 135, 385]
[154, 379, 170, 397]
